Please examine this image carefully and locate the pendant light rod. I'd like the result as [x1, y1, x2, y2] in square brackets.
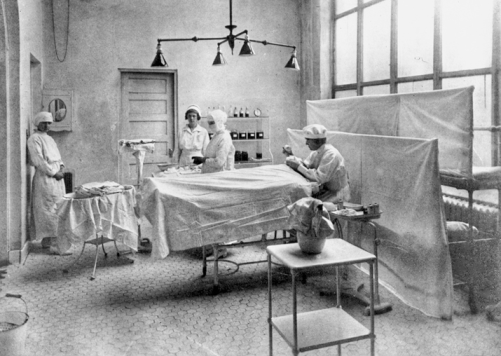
[225, 0, 236, 31]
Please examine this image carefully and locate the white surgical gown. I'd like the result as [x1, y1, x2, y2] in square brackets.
[178, 125, 209, 166]
[27, 131, 65, 240]
[201, 130, 235, 174]
[296, 143, 350, 202]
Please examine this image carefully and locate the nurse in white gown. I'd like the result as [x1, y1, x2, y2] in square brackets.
[177, 105, 210, 167]
[27, 112, 67, 254]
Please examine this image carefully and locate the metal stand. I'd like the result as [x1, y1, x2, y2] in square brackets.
[329, 213, 393, 316]
[63, 234, 132, 280]
[201, 232, 294, 295]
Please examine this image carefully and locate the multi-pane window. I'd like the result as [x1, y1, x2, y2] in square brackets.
[334, 0, 498, 171]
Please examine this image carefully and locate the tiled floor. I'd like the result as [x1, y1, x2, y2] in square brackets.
[1, 238, 500, 356]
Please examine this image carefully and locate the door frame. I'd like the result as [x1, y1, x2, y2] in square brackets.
[117, 68, 178, 185]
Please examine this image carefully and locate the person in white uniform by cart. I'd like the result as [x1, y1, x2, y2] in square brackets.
[192, 109, 235, 173]
[177, 104, 210, 167]
[27, 111, 69, 255]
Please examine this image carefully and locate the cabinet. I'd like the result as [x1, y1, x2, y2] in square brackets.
[200, 116, 273, 168]
[266, 239, 376, 356]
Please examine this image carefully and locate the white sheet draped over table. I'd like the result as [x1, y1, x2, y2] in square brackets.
[289, 129, 453, 320]
[140, 165, 315, 259]
[56, 187, 139, 253]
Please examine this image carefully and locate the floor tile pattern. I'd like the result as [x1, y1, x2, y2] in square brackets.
[0, 239, 500, 356]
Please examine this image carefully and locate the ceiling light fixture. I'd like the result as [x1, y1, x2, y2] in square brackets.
[151, 0, 300, 70]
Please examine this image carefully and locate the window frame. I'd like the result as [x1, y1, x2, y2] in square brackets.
[333, 0, 501, 165]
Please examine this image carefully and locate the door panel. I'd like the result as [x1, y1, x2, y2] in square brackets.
[119, 70, 178, 186]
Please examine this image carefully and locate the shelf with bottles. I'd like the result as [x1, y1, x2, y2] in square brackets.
[200, 107, 272, 167]
[204, 106, 266, 119]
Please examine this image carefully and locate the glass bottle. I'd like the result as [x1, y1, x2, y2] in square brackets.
[239, 107, 244, 117]
[245, 107, 250, 117]
[234, 107, 238, 117]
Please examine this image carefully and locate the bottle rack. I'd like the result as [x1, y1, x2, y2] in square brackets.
[200, 115, 273, 168]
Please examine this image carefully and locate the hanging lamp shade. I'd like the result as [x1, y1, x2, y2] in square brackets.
[239, 35, 255, 56]
[213, 47, 227, 66]
[285, 51, 300, 70]
[151, 44, 168, 67]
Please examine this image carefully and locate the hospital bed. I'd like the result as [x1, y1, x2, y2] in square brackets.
[140, 164, 316, 293]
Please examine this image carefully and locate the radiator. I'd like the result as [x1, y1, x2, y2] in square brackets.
[443, 193, 498, 235]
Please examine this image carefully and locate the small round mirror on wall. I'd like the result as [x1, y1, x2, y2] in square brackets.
[48, 98, 67, 122]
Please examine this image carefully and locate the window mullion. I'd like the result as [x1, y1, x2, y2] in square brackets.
[433, 0, 443, 90]
[357, 0, 364, 96]
[390, 0, 398, 93]
[492, 0, 501, 165]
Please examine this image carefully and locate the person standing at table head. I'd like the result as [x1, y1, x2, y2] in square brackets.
[192, 109, 235, 174]
[27, 111, 68, 254]
[284, 124, 350, 203]
[177, 104, 210, 167]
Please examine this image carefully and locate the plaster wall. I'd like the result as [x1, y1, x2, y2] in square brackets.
[41, 0, 302, 186]
[0, 0, 38, 265]
[14, 1, 44, 255]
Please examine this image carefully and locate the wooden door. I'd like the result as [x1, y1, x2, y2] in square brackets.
[119, 69, 177, 186]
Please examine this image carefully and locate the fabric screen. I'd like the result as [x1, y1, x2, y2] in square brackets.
[306, 86, 474, 176]
[288, 129, 453, 319]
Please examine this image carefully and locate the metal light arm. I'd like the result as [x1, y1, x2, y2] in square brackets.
[157, 37, 227, 43]
[217, 30, 248, 47]
[246, 39, 296, 51]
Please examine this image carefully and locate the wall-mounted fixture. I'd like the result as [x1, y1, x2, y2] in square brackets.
[151, 0, 300, 70]
[42, 88, 74, 131]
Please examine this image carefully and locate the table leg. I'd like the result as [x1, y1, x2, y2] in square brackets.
[292, 269, 298, 356]
[336, 265, 341, 356]
[268, 255, 273, 356]
[369, 262, 375, 356]
[202, 245, 207, 277]
[90, 237, 100, 280]
[113, 240, 120, 257]
[101, 237, 108, 258]
[211, 244, 220, 295]
[62, 242, 87, 274]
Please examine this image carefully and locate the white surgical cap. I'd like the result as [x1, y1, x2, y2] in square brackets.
[207, 109, 227, 131]
[34, 112, 53, 126]
[186, 104, 202, 117]
[303, 124, 327, 139]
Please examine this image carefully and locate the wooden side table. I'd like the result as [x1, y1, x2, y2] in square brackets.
[267, 239, 376, 356]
